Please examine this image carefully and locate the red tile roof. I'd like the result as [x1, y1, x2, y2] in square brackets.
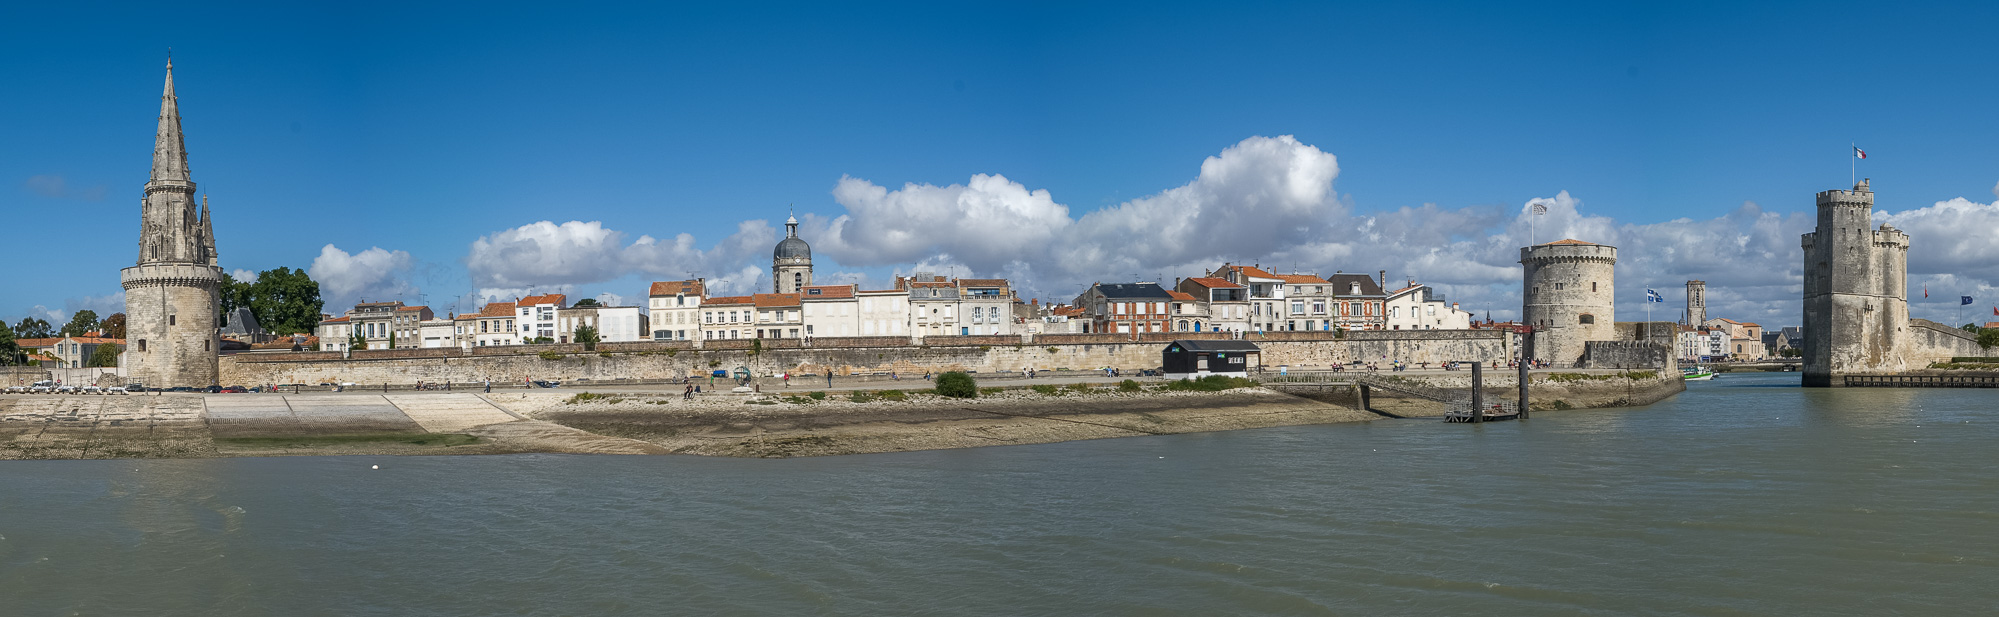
[478, 302, 517, 317]
[319, 316, 350, 323]
[649, 280, 705, 296]
[1274, 274, 1328, 284]
[396, 305, 428, 312]
[800, 285, 855, 299]
[1166, 291, 1197, 301]
[957, 278, 1009, 287]
[1229, 265, 1278, 279]
[518, 293, 566, 307]
[704, 295, 754, 306]
[752, 293, 802, 308]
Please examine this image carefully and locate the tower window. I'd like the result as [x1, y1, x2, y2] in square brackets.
[169, 315, 176, 326]
[1591, 282, 1597, 292]
[1579, 314, 1596, 325]
[137, 340, 147, 352]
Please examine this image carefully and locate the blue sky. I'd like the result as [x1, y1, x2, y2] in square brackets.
[7, 2, 1999, 327]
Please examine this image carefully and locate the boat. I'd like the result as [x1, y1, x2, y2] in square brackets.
[1681, 366, 1717, 381]
[1444, 403, 1521, 423]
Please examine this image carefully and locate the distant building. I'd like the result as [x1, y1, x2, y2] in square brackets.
[857, 288, 909, 337]
[1326, 273, 1388, 331]
[16, 336, 124, 368]
[1385, 283, 1472, 330]
[1275, 273, 1335, 331]
[1211, 265, 1286, 332]
[558, 305, 646, 344]
[773, 214, 813, 294]
[1177, 277, 1248, 333]
[1074, 282, 1174, 335]
[473, 302, 519, 347]
[800, 284, 859, 338]
[647, 279, 705, 342]
[516, 294, 567, 342]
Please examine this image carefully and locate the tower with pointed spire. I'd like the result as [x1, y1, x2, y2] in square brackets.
[120, 56, 225, 388]
[772, 211, 813, 293]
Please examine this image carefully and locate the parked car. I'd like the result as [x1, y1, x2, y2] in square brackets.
[81, 385, 102, 395]
[204, 385, 224, 393]
[166, 386, 195, 393]
[220, 385, 248, 393]
[125, 382, 146, 393]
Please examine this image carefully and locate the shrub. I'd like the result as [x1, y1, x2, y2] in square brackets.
[809, 391, 827, 400]
[980, 387, 1005, 396]
[876, 389, 908, 402]
[936, 371, 978, 398]
[1118, 379, 1142, 392]
[1067, 382, 1092, 393]
[708, 360, 721, 368]
[538, 351, 565, 361]
[1164, 375, 1257, 392]
[664, 348, 679, 357]
[781, 395, 813, 404]
[1031, 384, 1060, 395]
[599, 351, 613, 358]
[565, 392, 620, 404]
[1046, 347, 1060, 354]
[849, 390, 876, 403]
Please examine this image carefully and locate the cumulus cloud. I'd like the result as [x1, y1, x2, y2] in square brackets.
[464, 219, 777, 299]
[310, 245, 417, 308]
[65, 291, 127, 318]
[230, 269, 258, 282]
[454, 136, 1999, 327]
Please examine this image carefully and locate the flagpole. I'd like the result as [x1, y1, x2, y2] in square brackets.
[1851, 142, 1855, 187]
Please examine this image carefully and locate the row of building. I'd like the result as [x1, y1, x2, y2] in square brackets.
[312, 215, 1475, 351]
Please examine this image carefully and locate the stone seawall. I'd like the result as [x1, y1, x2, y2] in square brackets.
[221, 332, 1513, 386]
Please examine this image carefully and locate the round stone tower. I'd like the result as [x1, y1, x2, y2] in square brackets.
[122, 57, 224, 388]
[1520, 239, 1617, 365]
[772, 213, 812, 294]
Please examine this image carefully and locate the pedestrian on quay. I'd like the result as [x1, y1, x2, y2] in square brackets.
[783, 372, 791, 388]
[683, 384, 693, 400]
[826, 372, 833, 388]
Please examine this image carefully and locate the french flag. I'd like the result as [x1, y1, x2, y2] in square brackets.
[1854, 146, 1867, 159]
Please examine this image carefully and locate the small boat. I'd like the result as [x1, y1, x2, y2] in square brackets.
[1681, 367, 1717, 381]
[1444, 404, 1521, 423]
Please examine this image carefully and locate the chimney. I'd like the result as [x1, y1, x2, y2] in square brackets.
[1379, 270, 1386, 289]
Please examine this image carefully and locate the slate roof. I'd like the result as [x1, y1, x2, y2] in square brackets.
[1094, 283, 1172, 300]
[1324, 274, 1385, 296]
[1166, 340, 1262, 352]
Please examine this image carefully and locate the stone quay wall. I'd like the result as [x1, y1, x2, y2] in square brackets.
[1578, 341, 1676, 371]
[219, 330, 1512, 386]
[1903, 319, 1986, 366]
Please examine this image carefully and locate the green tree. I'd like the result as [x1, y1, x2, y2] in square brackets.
[1980, 328, 1999, 350]
[572, 298, 601, 307]
[14, 317, 52, 339]
[0, 320, 20, 365]
[350, 330, 366, 351]
[60, 310, 100, 338]
[99, 313, 127, 339]
[1964, 323, 1981, 333]
[219, 272, 253, 326]
[574, 324, 600, 351]
[247, 267, 324, 335]
[87, 343, 120, 367]
[935, 371, 978, 398]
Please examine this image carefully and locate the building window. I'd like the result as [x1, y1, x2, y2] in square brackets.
[1591, 282, 1598, 292]
[137, 340, 146, 352]
[1580, 314, 1596, 325]
[169, 315, 177, 326]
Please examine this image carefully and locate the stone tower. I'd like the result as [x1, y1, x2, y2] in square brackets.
[121, 58, 224, 388]
[1684, 280, 1707, 326]
[1520, 239, 1617, 365]
[772, 213, 812, 294]
[1801, 179, 1909, 387]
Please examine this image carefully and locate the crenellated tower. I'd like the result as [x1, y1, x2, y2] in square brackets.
[1800, 178, 1910, 386]
[121, 57, 225, 387]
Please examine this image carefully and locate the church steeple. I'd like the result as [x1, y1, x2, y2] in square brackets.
[150, 55, 193, 188]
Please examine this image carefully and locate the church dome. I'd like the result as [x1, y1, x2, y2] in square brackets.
[774, 213, 810, 261]
[775, 236, 811, 260]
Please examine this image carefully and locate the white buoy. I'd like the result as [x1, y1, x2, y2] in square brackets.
[371, 464, 379, 469]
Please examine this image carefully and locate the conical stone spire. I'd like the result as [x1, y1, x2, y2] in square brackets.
[150, 56, 192, 187]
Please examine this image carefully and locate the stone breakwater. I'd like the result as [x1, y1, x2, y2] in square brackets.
[1272, 370, 1686, 416]
[0, 386, 1379, 460]
[219, 331, 1512, 387]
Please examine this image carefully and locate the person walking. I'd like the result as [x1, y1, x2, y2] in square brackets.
[683, 383, 694, 400]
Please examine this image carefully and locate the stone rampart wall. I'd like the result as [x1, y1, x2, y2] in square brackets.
[1578, 341, 1675, 370]
[1905, 319, 1986, 365]
[219, 332, 1514, 386]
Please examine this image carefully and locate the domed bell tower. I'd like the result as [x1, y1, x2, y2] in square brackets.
[772, 213, 812, 294]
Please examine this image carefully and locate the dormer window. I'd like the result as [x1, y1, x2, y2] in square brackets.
[1349, 283, 1360, 294]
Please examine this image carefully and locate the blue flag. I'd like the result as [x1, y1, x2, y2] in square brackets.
[1965, 296, 1976, 306]
[1646, 289, 1663, 303]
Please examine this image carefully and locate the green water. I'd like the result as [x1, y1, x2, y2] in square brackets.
[3, 373, 1996, 615]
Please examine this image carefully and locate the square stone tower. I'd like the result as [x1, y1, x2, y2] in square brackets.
[121, 58, 224, 388]
[1684, 280, 1706, 326]
[1800, 179, 1910, 387]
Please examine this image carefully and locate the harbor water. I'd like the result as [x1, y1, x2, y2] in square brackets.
[3, 373, 1996, 615]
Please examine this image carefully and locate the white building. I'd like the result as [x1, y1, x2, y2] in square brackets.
[1678, 326, 1727, 361]
[316, 316, 354, 352]
[1385, 283, 1474, 330]
[801, 284, 860, 338]
[1177, 277, 1249, 333]
[419, 317, 458, 348]
[515, 293, 566, 343]
[558, 305, 646, 344]
[647, 279, 704, 342]
[1213, 264, 1287, 333]
[858, 289, 909, 338]
[955, 278, 1015, 336]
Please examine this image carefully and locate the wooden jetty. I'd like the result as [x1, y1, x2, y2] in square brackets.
[1843, 374, 1999, 388]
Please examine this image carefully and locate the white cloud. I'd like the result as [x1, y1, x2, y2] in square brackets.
[64, 292, 127, 318]
[230, 269, 258, 282]
[1991, 181, 1998, 199]
[310, 244, 417, 309]
[22, 174, 106, 201]
[464, 219, 777, 300]
[452, 136, 1999, 328]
